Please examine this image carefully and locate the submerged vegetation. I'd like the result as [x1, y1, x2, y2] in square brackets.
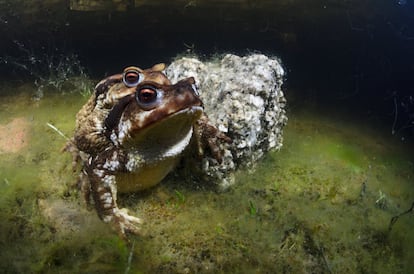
[0, 40, 93, 99]
[0, 80, 413, 273]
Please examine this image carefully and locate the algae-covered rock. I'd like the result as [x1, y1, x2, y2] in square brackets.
[166, 54, 287, 189]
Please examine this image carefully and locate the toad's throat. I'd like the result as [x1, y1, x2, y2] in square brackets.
[123, 106, 203, 162]
[116, 106, 202, 192]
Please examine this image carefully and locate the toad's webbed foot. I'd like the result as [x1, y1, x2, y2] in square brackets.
[111, 208, 143, 239]
[87, 162, 143, 239]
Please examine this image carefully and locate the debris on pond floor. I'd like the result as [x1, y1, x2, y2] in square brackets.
[389, 201, 414, 232]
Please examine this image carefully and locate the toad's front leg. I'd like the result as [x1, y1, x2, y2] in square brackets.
[86, 156, 142, 238]
[195, 115, 232, 162]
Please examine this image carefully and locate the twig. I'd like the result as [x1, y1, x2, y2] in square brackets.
[388, 201, 414, 232]
[125, 240, 135, 274]
[318, 244, 332, 274]
[46, 122, 69, 140]
[359, 180, 367, 200]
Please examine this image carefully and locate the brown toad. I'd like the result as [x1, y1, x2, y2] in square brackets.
[65, 64, 229, 237]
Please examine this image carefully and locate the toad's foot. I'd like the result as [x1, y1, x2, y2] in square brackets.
[111, 208, 143, 239]
[62, 139, 82, 171]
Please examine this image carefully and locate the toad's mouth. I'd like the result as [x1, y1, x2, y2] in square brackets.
[124, 106, 203, 161]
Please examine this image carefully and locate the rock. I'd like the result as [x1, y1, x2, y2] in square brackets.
[38, 198, 100, 235]
[0, 117, 30, 154]
[166, 54, 287, 189]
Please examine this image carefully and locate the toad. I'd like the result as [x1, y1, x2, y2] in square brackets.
[65, 64, 230, 238]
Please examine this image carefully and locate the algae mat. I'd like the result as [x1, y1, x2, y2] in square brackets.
[0, 85, 413, 273]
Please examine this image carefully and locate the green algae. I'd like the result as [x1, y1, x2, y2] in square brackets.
[0, 84, 413, 273]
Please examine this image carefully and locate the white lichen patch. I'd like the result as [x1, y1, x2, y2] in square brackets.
[102, 174, 115, 188]
[103, 152, 120, 171]
[93, 168, 104, 178]
[125, 153, 144, 172]
[100, 192, 113, 208]
[116, 119, 132, 143]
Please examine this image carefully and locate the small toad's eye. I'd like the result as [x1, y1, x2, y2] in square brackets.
[122, 69, 141, 87]
[136, 85, 162, 110]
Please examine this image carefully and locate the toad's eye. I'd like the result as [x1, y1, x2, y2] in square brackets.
[136, 85, 162, 110]
[122, 69, 142, 87]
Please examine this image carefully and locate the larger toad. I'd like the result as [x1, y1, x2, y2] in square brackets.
[66, 64, 230, 237]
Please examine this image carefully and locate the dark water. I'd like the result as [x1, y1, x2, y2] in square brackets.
[1, 0, 414, 131]
[1, 1, 414, 273]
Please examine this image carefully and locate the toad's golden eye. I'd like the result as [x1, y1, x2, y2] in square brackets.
[136, 85, 161, 110]
[123, 69, 141, 87]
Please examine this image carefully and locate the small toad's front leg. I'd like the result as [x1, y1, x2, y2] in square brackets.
[85, 153, 142, 238]
[195, 115, 232, 162]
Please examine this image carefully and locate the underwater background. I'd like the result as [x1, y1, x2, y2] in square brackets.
[0, 0, 414, 273]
